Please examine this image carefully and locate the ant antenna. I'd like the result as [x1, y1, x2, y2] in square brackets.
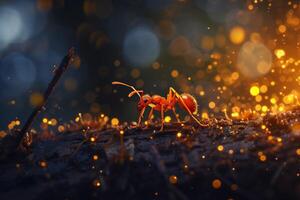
[112, 81, 142, 98]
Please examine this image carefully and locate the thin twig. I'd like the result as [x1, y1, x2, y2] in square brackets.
[19, 48, 76, 147]
[0, 48, 75, 160]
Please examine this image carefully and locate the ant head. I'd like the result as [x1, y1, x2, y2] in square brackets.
[179, 93, 198, 115]
[141, 94, 151, 103]
[137, 94, 151, 110]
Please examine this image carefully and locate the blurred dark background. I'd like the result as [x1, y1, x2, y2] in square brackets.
[0, 0, 299, 130]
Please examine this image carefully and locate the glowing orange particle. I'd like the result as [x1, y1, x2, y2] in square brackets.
[176, 132, 182, 138]
[42, 118, 48, 123]
[93, 179, 101, 187]
[278, 25, 287, 33]
[212, 179, 222, 189]
[248, 4, 254, 10]
[259, 155, 267, 162]
[229, 26, 245, 44]
[169, 175, 178, 184]
[250, 86, 260, 96]
[58, 125, 65, 133]
[39, 161, 47, 168]
[296, 148, 300, 156]
[274, 49, 285, 59]
[164, 116, 172, 123]
[209, 101, 216, 109]
[217, 145, 224, 152]
[111, 118, 119, 126]
[171, 70, 179, 78]
[93, 154, 99, 160]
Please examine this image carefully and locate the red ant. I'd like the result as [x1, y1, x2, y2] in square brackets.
[112, 81, 208, 131]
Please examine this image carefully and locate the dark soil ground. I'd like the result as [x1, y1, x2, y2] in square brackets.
[0, 109, 300, 200]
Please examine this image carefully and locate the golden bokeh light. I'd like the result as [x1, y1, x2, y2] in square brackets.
[169, 175, 178, 184]
[250, 86, 260, 96]
[111, 118, 119, 126]
[229, 26, 246, 44]
[212, 179, 222, 189]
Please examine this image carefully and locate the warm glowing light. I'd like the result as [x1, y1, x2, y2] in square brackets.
[255, 95, 262, 102]
[201, 112, 209, 119]
[93, 179, 101, 187]
[270, 98, 277, 104]
[261, 106, 268, 112]
[169, 175, 178, 184]
[93, 154, 99, 160]
[42, 118, 48, 123]
[75, 117, 80, 122]
[231, 112, 239, 118]
[171, 70, 179, 78]
[296, 148, 300, 156]
[15, 120, 20, 126]
[260, 85, 268, 93]
[229, 26, 245, 44]
[231, 72, 239, 80]
[164, 116, 172, 123]
[111, 118, 119, 126]
[270, 81, 275, 86]
[49, 118, 57, 126]
[274, 49, 285, 59]
[58, 125, 65, 132]
[278, 24, 287, 33]
[255, 104, 262, 111]
[217, 145, 224, 152]
[176, 132, 182, 138]
[212, 179, 222, 189]
[39, 160, 47, 168]
[0, 131, 7, 138]
[283, 94, 294, 104]
[208, 101, 216, 109]
[248, 4, 254, 10]
[259, 155, 267, 162]
[250, 86, 260, 96]
[199, 91, 205, 96]
[90, 137, 96, 142]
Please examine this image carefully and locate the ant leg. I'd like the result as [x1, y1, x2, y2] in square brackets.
[172, 107, 181, 123]
[160, 106, 165, 131]
[137, 107, 146, 127]
[147, 107, 154, 123]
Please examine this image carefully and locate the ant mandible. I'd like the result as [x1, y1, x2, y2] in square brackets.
[112, 81, 208, 131]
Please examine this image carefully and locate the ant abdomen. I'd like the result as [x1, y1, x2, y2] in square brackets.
[179, 93, 198, 115]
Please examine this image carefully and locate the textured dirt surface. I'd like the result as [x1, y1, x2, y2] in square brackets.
[0, 110, 300, 200]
